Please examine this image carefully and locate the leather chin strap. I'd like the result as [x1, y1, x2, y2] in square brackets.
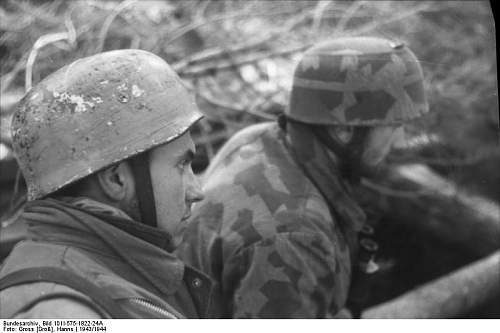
[312, 125, 370, 184]
[129, 152, 157, 228]
[279, 114, 371, 184]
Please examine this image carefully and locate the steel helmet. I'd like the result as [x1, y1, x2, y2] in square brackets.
[287, 36, 428, 126]
[12, 49, 202, 201]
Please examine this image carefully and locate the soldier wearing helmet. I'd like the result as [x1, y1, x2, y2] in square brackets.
[178, 37, 428, 318]
[0, 50, 212, 318]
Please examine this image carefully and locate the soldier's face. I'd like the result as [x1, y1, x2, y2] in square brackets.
[148, 132, 204, 247]
[362, 126, 405, 166]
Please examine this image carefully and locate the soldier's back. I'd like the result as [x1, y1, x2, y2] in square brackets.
[179, 122, 352, 318]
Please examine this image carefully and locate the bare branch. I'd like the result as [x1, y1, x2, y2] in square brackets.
[173, 9, 313, 72]
[348, 2, 433, 36]
[178, 44, 310, 77]
[361, 178, 428, 199]
[312, 0, 333, 33]
[9, 0, 63, 25]
[193, 83, 274, 121]
[333, 0, 366, 35]
[64, 10, 77, 45]
[25, 31, 74, 91]
[197, 90, 245, 113]
[173, 37, 272, 72]
[194, 0, 212, 20]
[1, 54, 28, 95]
[95, 0, 138, 53]
[164, 7, 303, 46]
[389, 147, 500, 167]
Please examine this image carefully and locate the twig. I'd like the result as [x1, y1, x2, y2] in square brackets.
[361, 178, 428, 199]
[164, 7, 303, 46]
[197, 86, 273, 121]
[172, 9, 312, 72]
[9, 169, 22, 210]
[247, 101, 280, 121]
[184, 79, 244, 119]
[10, 0, 63, 25]
[25, 31, 75, 91]
[312, 0, 332, 33]
[0, 14, 34, 32]
[194, 0, 212, 20]
[333, 0, 366, 34]
[245, 82, 284, 121]
[3, 19, 92, 95]
[172, 37, 271, 72]
[179, 44, 311, 77]
[95, 0, 138, 53]
[1, 54, 28, 94]
[188, 76, 276, 121]
[233, 67, 279, 120]
[64, 10, 77, 44]
[389, 147, 500, 167]
[348, 2, 432, 36]
[22, 5, 78, 92]
[197, 90, 246, 113]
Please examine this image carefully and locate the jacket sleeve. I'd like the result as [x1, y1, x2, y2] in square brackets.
[222, 215, 344, 318]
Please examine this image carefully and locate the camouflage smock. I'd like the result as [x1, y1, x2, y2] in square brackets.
[178, 122, 365, 318]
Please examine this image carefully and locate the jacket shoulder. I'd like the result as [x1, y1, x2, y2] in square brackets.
[0, 241, 180, 318]
[204, 122, 275, 178]
[1, 282, 103, 318]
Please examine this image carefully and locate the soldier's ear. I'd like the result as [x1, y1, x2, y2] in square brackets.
[96, 162, 135, 202]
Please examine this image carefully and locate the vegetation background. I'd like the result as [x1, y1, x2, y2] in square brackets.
[0, 0, 498, 315]
[1, 0, 498, 209]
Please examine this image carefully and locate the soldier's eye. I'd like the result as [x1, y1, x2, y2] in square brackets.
[178, 150, 194, 171]
[178, 158, 191, 170]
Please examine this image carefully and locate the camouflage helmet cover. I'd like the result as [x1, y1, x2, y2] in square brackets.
[12, 49, 202, 200]
[287, 36, 428, 126]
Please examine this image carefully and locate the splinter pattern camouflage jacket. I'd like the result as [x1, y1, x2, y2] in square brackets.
[178, 122, 366, 318]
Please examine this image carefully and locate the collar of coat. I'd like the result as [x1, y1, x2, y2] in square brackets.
[21, 197, 184, 296]
[285, 122, 366, 234]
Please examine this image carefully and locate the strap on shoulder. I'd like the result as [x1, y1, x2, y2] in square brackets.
[0, 267, 130, 318]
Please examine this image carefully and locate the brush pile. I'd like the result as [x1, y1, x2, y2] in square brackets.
[0, 0, 497, 212]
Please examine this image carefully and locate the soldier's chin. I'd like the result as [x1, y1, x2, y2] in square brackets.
[172, 221, 189, 247]
[171, 228, 186, 249]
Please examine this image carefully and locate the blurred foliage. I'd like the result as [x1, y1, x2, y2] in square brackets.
[0, 0, 498, 216]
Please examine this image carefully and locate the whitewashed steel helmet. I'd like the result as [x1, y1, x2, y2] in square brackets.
[12, 49, 202, 201]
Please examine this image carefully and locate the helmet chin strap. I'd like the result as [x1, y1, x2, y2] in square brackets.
[129, 152, 157, 228]
[313, 125, 370, 184]
[279, 114, 371, 184]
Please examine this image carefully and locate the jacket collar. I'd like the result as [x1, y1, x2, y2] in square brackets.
[23, 197, 184, 296]
[284, 122, 366, 233]
[68, 197, 175, 251]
